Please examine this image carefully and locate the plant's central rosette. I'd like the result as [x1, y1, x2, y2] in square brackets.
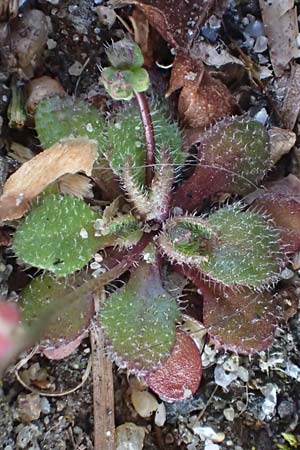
[159, 205, 281, 288]
[7, 36, 290, 401]
[162, 217, 218, 262]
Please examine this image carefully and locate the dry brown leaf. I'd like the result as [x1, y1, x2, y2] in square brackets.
[57, 173, 93, 199]
[268, 126, 296, 164]
[259, 0, 300, 77]
[92, 158, 123, 202]
[115, 0, 216, 48]
[129, 9, 154, 67]
[8, 142, 35, 164]
[0, 137, 98, 221]
[280, 64, 300, 130]
[167, 52, 236, 129]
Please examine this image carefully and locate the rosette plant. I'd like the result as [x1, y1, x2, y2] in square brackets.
[10, 38, 291, 401]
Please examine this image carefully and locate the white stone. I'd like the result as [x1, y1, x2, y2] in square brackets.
[154, 402, 166, 427]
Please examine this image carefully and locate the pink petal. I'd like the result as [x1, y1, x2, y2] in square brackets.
[0, 333, 12, 358]
[0, 303, 20, 325]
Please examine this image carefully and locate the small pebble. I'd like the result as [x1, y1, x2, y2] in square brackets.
[68, 5, 78, 13]
[192, 425, 223, 442]
[261, 383, 277, 419]
[201, 27, 219, 43]
[236, 400, 246, 412]
[223, 407, 235, 421]
[237, 366, 249, 382]
[115, 423, 145, 450]
[214, 365, 237, 389]
[56, 400, 65, 412]
[202, 345, 218, 368]
[245, 20, 265, 37]
[40, 397, 51, 415]
[280, 268, 294, 280]
[92, 267, 106, 278]
[285, 361, 300, 380]
[16, 424, 41, 449]
[17, 393, 41, 423]
[44, 416, 50, 425]
[165, 433, 174, 444]
[47, 38, 57, 49]
[155, 402, 166, 427]
[94, 253, 103, 263]
[254, 36, 268, 53]
[223, 355, 239, 372]
[68, 61, 83, 76]
[205, 444, 220, 450]
[278, 399, 294, 419]
[254, 108, 268, 125]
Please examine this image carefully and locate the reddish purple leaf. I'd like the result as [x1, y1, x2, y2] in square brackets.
[172, 116, 270, 212]
[145, 330, 202, 402]
[200, 282, 277, 354]
[244, 175, 300, 253]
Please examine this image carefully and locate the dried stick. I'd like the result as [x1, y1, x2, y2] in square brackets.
[91, 292, 115, 450]
[134, 91, 156, 186]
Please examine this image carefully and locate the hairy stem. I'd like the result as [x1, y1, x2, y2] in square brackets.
[134, 91, 156, 186]
[87, 232, 153, 296]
